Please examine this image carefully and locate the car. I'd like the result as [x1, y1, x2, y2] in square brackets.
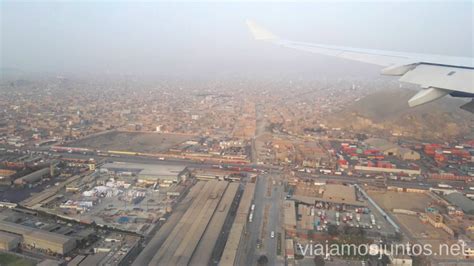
[270, 231, 275, 238]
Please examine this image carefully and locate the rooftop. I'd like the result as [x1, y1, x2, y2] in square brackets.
[102, 162, 187, 178]
[0, 221, 73, 245]
[0, 230, 21, 243]
[283, 200, 297, 227]
[445, 192, 474, 213]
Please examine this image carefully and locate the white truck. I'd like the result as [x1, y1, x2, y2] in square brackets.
[370, 214, 376, 225]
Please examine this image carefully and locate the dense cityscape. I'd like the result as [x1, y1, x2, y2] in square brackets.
[1, 1, 473, 266]
[0, 75, 473, 266]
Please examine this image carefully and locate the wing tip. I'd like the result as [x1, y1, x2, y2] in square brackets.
[246, 19, 278, 41]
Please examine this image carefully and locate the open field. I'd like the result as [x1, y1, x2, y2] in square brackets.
[369, 191, 460, 260]
[368, 190, 432, 212]
[394, 214, 449, 239]
[68, 131, 193, 153]
[395, 214, 460, 260]
[0, 253, 36, 266]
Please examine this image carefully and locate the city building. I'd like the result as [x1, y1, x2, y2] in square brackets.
[283, 200, 297, 237]
[13, 167, 50, 186]
[364, 138, 420, 160]
[0, 221, 76, 255]
[0, 231, 21, 251]
[444, 192, 474, 214]
[100, 162, 188, 184]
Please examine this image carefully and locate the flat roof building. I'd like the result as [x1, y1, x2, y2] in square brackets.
[13, 167, 50, 185]
[364, 138, 420, 161]
[101, 162, 188, 183]
[0, 231, 21, 251]
[220, 182, 256, 266]
[0, 221, 76, 255]
[283, 200, 297, 237]
[445, 192, 474, 214]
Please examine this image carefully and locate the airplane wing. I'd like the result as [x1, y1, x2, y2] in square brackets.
[246, 20, 474, 111]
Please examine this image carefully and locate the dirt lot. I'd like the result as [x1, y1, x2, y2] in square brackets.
[395, 214, 460, 259]
[369, 191, 461, 260]
[69, 131, 193, 153]
[394, 214, 448, 239]
[368, 190, 432, 212]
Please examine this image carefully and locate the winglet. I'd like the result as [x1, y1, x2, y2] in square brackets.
[246, 20, 278, 41]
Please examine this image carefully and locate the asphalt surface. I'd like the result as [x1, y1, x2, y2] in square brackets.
[239, 172, 284, 266]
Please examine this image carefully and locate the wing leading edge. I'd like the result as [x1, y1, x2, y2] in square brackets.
[246, 20, 474, 110]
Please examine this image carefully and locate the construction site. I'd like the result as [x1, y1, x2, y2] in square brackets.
[133, 180, 256, 266]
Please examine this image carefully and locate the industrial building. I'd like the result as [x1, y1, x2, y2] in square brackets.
[0, 169, 16, 184]
[13, 167, 50, 185]
[354, 165, 421, 176]
[444, 192, 474, 214]
[148, 180, 240, 265]
[100, 162, 188, 184]
[220, 182, 256, 266]
[0, 221, 76, 255]
[283, 200, 297, 237]
[364, 138, 420, 160]
[0, 230, 21, 251]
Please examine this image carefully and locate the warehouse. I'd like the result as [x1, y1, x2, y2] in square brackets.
[445, 192, 474, 214]
[0, 231, 21, 251]
[220, 182, 256, 266]
[354, 165, 421, 176]
[100, 162, 188, 184]
[190, 182, 240, 265]
[13, 167, 50, 185]
[283, 200, 297, 237]
[0, 169, 16, 184]
[0, 221, 76, 255]
[150, 181, 232, 265]
[398, 148, 421, 161]
[364, 138, 420, 160]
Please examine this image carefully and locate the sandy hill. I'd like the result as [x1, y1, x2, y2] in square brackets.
[327, 88, 473, 140]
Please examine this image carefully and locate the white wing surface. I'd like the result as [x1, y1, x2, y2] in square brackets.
[246, 20, 474, 109]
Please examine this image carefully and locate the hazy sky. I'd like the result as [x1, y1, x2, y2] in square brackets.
[1, 1, 472, 77]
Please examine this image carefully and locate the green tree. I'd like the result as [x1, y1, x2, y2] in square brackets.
[257, 255, 269, 265]
[328, 224, 339, 236]
[313, 255, 325, 266]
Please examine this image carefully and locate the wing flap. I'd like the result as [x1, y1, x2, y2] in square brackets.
[399, 64, 474, 94]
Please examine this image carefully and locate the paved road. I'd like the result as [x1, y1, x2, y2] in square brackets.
[239, 175, 266, 266]
[239, 171, 284, 266]
[263, 174, 284, 266]
[45, 150, 281, 171]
